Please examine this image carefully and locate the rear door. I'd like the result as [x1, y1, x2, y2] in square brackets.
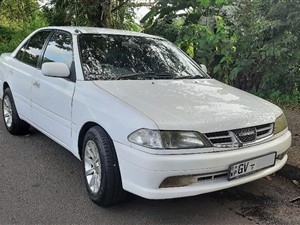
[9, 30, 52, 122]
[31, 30, 75, 149]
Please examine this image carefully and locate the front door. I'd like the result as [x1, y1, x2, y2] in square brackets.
[31, 31, 75, 149]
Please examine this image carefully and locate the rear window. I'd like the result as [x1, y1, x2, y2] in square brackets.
[16, 30, 51, 67]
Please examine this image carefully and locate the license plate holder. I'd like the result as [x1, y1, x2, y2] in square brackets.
[228, 152, 276, 181]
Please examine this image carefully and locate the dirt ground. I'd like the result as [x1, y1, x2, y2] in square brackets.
[208, 175, 300, 225]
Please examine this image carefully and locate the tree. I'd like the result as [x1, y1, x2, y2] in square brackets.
[0, 0, 41, 27]
[43, 0, 137, 29]
[231, 0, 300, 103]
[142, 0, 300, 103]
[0, 0, 47, 54]
[142, 0, 237, 82]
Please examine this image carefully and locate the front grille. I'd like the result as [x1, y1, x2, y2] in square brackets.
[233, 127, 256, 143]
[256, 123, 274, 139]
[205, 123, 274, 148]
[205, 131, 237, 148]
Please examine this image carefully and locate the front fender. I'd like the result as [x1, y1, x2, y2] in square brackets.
[0, 53, 14, 98]
[70, 81, 158, 159]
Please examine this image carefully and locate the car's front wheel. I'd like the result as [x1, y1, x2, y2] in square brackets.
[2, 88, 30, 135]
[82, 126, 126, 207]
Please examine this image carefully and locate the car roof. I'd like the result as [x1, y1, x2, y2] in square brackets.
[39, 26, 164, 39]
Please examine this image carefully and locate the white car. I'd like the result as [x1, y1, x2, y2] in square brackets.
[0, 27, 291, 206]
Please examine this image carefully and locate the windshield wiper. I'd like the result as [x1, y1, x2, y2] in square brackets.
[116, 72, 205, 80]
[174, 75, 205, 79]
[116, 72, 174, 80]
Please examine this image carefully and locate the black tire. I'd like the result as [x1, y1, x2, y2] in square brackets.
[82, 126, 127, 207]
[2, 88, 30, 135]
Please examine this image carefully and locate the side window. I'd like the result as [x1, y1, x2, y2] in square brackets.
[15, 42, 27, 61]
[42, 31, 73, 69]
[20, 31, 51, 67]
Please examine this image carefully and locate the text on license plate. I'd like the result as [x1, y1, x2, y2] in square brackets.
[228, 152, 276, 180]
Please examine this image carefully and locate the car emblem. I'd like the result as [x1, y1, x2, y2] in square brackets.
[238, 130, 255, 137]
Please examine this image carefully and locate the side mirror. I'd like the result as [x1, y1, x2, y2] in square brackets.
[200, 64, 208, 74]
[42, 62, 70, 78]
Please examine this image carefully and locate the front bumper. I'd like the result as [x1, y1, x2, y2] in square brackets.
[114, 130, 291, 199]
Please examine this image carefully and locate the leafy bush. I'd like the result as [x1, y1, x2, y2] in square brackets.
[0, 0, 47, 55]
[143, 0, 237, 82]
[230, 0, 300, 103]
[142, 0, 300, 104]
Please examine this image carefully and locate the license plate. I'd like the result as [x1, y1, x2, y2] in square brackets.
[228, 152, 276, 180]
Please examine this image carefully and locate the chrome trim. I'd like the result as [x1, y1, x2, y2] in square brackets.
[205, 123, 274, 148]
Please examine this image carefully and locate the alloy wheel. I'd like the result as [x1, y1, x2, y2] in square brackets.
[3, 95, 13, 128]
[84, 140, 101, 194]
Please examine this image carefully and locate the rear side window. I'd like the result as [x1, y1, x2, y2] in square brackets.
[15, 45, 26, 60]
[16, 30, 51, 67]
[42, 31, 73, 69]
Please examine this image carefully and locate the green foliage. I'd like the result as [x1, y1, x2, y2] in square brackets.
[143, 0, 237, 83]
[230, 0, 300, 103]
[142, 0, 300, 104]
[176, 17, 237, 83]
[0, 0, 299, 105]
[43, 0, 140, 30]
[0, 0, 47, 54]
[0, 27, 23, 54]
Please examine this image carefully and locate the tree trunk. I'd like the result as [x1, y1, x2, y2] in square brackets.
[93, 0, 112, 28]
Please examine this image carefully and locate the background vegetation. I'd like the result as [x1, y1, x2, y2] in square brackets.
[0, 0, 299, 105]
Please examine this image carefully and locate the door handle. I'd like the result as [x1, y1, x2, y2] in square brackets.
[33, 81, 40, 88]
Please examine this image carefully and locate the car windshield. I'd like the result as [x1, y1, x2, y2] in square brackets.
[79, 34, 209, 81]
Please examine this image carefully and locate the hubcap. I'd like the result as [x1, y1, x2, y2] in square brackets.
[84, 140, 101, 194]
[3, 95, 13, 128]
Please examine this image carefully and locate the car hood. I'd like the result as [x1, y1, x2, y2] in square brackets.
[93, 79, 282, 133]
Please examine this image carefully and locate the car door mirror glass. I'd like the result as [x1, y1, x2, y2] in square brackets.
[41, 62, 70, 78]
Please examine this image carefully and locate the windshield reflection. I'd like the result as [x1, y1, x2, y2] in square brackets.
[79, 34, 209, 81]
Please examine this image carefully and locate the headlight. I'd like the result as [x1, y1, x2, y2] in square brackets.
[128, 129, 163, 149]
[160, 131, 210, 149]
[274, 113, 288, 134]
[128, 129, 211, 149]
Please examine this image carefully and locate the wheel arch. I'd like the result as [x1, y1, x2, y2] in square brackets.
[78, 121, 113, 160]
[2, 82, 9, 97]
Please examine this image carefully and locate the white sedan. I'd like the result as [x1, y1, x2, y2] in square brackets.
[0, 27, 291, 206]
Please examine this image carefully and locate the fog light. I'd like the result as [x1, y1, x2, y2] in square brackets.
[159, 176, 198, 188]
